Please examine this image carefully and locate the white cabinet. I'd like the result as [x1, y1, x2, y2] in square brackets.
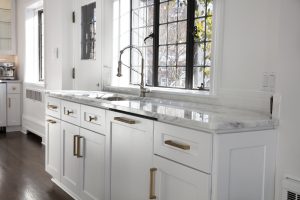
[79, 128, 106, 200]
[153, 156, 211, 200]
[45, 116, 61, 180]
[108, 111, 154, 200]
[0, 83, 6, 127]
[6, 83, 21, 126]
[60, 120, 106, 200]
[60, 121, 81, 197]
[0, 0, 16, 54]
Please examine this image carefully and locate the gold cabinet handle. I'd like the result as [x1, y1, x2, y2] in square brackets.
[164, 140, 191, 150]
[89, 115, 97, 122]
[73, 135, 79, 156]
[77, 136, 84, 158]
[66, 110, 74, 115]
[48, 105, 58, 109]
[47, 119, 57, 124]
[114, 117, 136, 124]
[149, 168, 157, 199]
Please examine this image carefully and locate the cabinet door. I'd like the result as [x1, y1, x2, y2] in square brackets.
[0, 83, 6, 126]
[45, 116, 61, 180]
[61, 121, 81, 197]
[153, 156, 211, 200]
[79, 128, 106, 200]
[109, 112, 154, 200]
[7, 93, 20, 126]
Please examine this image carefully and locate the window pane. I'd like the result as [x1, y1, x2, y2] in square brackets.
[159, 46, 167, 66]
[132, 10, 139, 28]
[205, 42, 212, 66]
[193, 67, 210, 89]
[177, 44, 186, 66]
[167, 67, 186, 88]
[178, 21, 187, 43]
[158, 67, 167, 86]
[168, 1, 177, 22]
[139, 8, 146, 27]
[168, 22, 177, 44]
[194, 18, 205, 42]
[147, 0, 154, 6]
[178, 1, 187, 20]
[194, 43, 205, 66]
[160, 2, 168, 24]
[147, 6, 154, 26]
[207, 0, 213, 15]
[167, 45, 176, 66]
[159, 24, 167, 45]
[195, 0, 206, 17]
[132, 28, 139, 46]
[206, 16, 213, 41]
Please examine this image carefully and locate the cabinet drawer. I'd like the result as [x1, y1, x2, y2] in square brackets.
[7, 83, 21, 94]
[81, 105, 106, 133]
[154, 122, 212, 173]
[46, 97, 61, 119]
[61, 100, 81, 125]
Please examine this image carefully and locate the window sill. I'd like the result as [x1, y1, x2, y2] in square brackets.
[23, 81, 45, 89]
[103, 85, 217, 100]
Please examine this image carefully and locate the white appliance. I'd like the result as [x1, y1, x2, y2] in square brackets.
[0, 83, 7, 127]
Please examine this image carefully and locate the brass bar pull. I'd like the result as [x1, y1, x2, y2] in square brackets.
[89, 116, 97, 122]
[149, 168, 157, 199]
[77, 136, 84, 158]
[114, 117, 136, 124]
[47, 119, 57, 124]
[73, 135, 78, 156]
[164, 140, 191, 150]
[48, 105, 58, 109]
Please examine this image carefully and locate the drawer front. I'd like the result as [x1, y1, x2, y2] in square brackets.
[61, 100, 81, 125]
[81, 105, 106, 133]
[154, 122, 212, 173]
[46, 97, 61, 119]
[7, 83, 21, 94]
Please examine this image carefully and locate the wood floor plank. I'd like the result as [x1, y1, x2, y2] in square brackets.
[0, 132, 74, 200]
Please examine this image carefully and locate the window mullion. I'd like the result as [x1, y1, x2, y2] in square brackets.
[153, 0, 160, 86]
[186, 0, 195, 89]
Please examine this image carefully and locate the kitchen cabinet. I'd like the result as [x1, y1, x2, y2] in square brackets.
[153, 155, 210, 200]
[108, 111, 154, 200]
[0, 0, 16, 54]
[0, 83, 6, 127]
[45, 116, 61, 180]
[6, 83, 21, 126]
[60, 121, 81, 197]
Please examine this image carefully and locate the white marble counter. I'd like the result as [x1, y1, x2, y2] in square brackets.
[0, 80, 21, 83]
[46, 90, 278, 134]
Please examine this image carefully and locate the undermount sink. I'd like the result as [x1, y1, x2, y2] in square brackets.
[101, 96, 126, 101]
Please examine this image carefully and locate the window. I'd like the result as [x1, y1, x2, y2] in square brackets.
[130, 0, 213, 90]
[38, 9, 44, 81]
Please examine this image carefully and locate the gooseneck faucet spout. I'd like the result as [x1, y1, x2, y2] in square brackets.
[117, 45, 150, 97]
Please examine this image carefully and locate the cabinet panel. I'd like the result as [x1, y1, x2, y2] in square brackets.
[61, 100, 81, 125]
[7, 83, 20, 93]
[0, 0, 15, 54]
[109, 111, 154, 200]
[81, 105, 106, 133]
[0, 83, 6, 126]
[79, 128, 105, 200]
[61, 121, 81, 196]
[45, 116, 61, 180]
[46, 97, 61, 119]
[7, 93, 20, 126]
[153, 156, 211, 200]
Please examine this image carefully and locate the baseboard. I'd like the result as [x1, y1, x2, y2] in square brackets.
[22, 114, 45, 143]
[6, 126, 22, 132]
[51, 178, 80, 200]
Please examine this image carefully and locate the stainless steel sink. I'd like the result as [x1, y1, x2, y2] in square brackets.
[101, 96, 126, 101]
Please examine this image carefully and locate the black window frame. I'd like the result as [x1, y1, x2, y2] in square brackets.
[38, 9, 44, 82]
[130, 0, 213, 91]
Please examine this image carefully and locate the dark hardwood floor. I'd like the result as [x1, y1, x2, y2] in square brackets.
[0, 132, 73, 200]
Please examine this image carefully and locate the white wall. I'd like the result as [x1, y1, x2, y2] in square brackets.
[274, 0, 300, 198]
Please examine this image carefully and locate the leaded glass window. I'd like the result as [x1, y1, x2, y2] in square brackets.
[130, 0, 214, 90]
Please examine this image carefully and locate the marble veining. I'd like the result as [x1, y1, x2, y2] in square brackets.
[46, 90, 278, 133]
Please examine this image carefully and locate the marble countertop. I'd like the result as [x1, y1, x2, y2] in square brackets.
[46, 90, 278, 134]
[0, 80, 21, 83]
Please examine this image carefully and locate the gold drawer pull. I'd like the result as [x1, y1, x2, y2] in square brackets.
[77, 136, 84, 158]
[66, 110, 74, 115]
[73, 135, 78, 156]
[149, 168, 157, 199]
[89, 116, 97, 122]
[47, 119, 57, 124]
[114, 117, 136, 124]
[164, 140, 191, 150]
[48, 105, 58, 109]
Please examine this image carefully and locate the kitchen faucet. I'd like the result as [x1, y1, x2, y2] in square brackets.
[117, 45, 150, 97]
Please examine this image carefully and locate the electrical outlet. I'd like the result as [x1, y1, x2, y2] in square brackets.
[262, 72, 276, 92]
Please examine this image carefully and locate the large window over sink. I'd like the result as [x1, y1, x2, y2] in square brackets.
[130, 0, 214, 90]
